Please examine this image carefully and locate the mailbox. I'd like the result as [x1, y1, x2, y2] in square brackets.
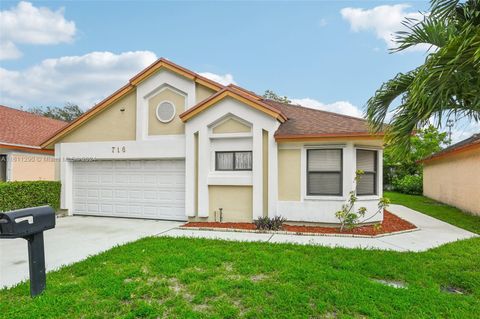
[0, 206, 56, 297]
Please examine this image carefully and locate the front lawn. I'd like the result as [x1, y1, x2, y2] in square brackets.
[385, 191, 480, 234]
[1, 193, 479, 318]
[1, 237, 479, 318]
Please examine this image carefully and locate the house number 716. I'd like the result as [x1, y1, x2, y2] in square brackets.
[112, 146, 126, 153]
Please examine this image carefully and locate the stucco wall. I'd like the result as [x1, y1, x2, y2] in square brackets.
[148, 88, 186, 135]
[195, 83, 216, 103]
[60, 91, 137, 143]
[278, 149, 301, 201]
[423, 147, 480, 215]
[208, 186, 253, 222]
[10, 153, 56, 181]
[212, 118, 251, 134]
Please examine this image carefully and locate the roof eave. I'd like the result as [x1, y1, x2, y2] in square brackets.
[420, 141, 480, 164]
[275, 132, 385, 142]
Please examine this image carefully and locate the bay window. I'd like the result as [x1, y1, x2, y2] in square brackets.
[356, 149, 378, 195]
[307, 149, 343, 196]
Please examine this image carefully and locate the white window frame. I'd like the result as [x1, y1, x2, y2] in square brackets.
[354, 146, 382, 199]
[301, 145, 347, 201]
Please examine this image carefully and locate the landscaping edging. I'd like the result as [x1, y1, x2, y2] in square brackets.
[177, 225, 421, 238]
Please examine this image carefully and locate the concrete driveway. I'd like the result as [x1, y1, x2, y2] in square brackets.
[0, 216, 181, 288]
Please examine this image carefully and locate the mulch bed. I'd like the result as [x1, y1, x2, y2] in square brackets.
[183, 210, 417, 236]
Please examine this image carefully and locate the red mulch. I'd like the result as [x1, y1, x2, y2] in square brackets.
[183, 210, 416, 236]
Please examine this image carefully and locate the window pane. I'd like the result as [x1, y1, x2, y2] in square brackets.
[216, 152, 233, 170]
[308, 149, 341, 171]
[308, 172, 341, 195]
[357, 173, 375, 195]
[235, 152, 252, 170]
[356, 150, 375, 172]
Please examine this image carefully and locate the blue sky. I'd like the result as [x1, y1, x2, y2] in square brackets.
[0, 1, 477, 141]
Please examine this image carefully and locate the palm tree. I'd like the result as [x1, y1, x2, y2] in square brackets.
[366, 0, 480, 153]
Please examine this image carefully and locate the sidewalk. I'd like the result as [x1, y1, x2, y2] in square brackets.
[159, 204, 478, 252]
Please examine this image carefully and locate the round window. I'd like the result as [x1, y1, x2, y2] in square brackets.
[156, 101, 176, 123]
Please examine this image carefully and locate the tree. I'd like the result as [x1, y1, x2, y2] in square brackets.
[383, 125, 450, 188]
[29, 103, 84, 122]
[366, 0, 480, 154]
[262, 90, 291, 103]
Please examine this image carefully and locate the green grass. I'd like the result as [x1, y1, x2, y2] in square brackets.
[1, 237, 479, 319]
[385, 191, 480, 234]
[1, 193, 479, 318]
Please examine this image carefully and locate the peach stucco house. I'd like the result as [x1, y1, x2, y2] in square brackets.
[0, 105, 67, 182]
[40, 58, 385, 225]
[422, 133, 480, 216]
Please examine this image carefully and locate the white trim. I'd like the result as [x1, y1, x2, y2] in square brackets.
[0, 141, 42, 149]
[208, 173, 252, 186]
[304, 144, 347, 150]
[185, 131, 195, 217]
[209, 133, 253, 139]
[155, 100, 176, 123]
[197, 126, 209, 217]
[301, 145, 351, 201]
[58, 138, 185, 160]
[354, 147, 383, 198]
[136, 69, 195, 141]
[185, 97, 280, 220]
[354, 144, 383, 150]
[252, 126, 263, 219]
[209, 114, 252, 131]
[5, 153, 12, 181]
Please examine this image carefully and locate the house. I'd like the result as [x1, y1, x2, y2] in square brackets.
[41, 58, 384, 224]
[0, 105, 67, 182]
[421, 133, 480, 216]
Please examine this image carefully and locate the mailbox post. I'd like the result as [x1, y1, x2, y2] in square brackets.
[0, 206, 56, 297]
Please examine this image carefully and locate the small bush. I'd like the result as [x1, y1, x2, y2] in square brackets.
[0, 181, 61, 212]
[254, 216, 286, 231]
[393, 175, 423, 195]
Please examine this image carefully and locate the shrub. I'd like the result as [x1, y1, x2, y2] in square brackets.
[336, 170, 390, 230]
[0, 181, 61, 212]
[393, 175, 423, 195]
[254, 216, 286, 231]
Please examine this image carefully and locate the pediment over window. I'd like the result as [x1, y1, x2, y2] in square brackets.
[210, 115, 252, 134]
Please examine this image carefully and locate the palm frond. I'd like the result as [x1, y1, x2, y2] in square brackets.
[393, 16, 455, 51]
[365, 71, 416, 133]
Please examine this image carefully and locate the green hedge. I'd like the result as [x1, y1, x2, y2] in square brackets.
[0, 181, 61, 212]
[392, 175, 423, 195]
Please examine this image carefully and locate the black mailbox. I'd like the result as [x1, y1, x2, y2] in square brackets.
[0, 206, 56, 297]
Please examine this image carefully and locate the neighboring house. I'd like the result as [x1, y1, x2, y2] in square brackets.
[41, 58, 384, 224]
[421, 133, 480, 216]
[0, 105, 67, 182]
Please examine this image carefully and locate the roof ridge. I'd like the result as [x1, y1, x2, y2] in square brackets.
[262, 99, 368, 122]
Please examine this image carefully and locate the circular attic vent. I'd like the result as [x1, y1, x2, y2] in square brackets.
[156, 101, 176, 123]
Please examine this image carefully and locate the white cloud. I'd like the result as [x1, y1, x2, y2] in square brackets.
[340, 4, 425, 51]
[450, 122, 480, 144]
[0, 41, 22, 60]
[0, 1, 76, 60]
[0, 51, 158, 109]
[198, 72, 236, 85]
[318, 18, 328, 27]
[291, 98, 363, 118]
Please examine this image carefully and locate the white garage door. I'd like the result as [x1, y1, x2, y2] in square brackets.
[72, 160, 186, 221]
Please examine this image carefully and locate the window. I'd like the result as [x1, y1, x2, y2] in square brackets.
[216, 151, 252, 171]
[356, 149, 377, 195]
[156, 101, 176, 123]
[307, 149, 342, 196]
